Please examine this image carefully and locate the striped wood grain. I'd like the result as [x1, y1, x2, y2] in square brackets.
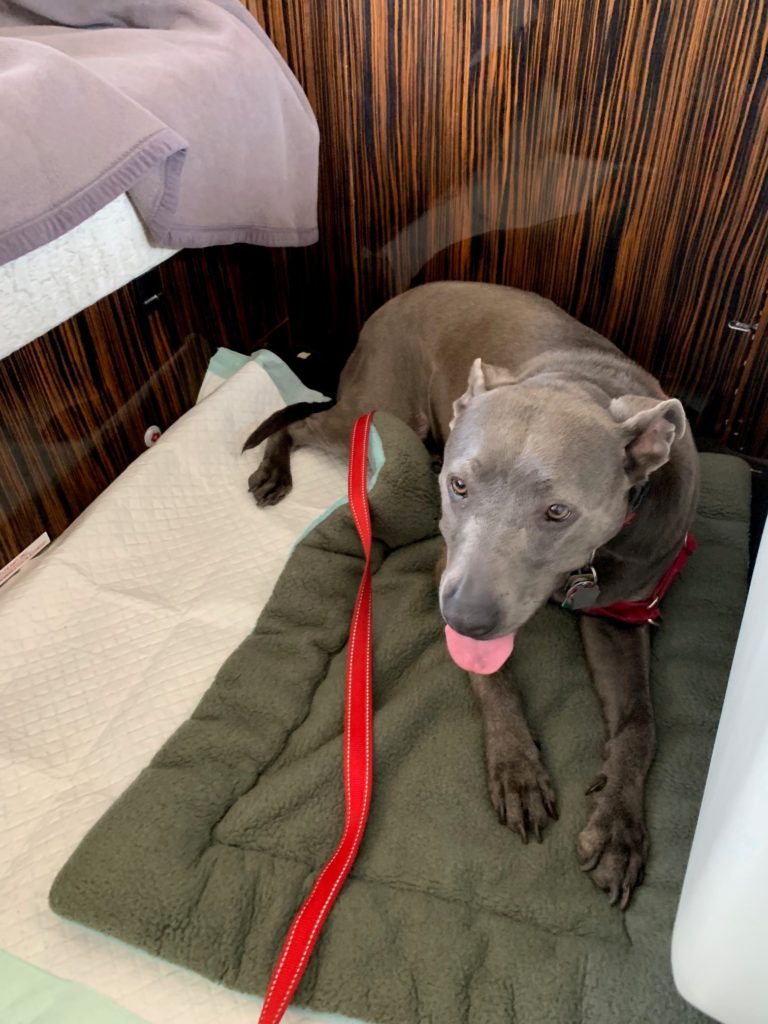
[248, 0, 768, 453]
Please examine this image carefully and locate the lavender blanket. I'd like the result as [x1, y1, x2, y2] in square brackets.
[0, 0, 319, 266]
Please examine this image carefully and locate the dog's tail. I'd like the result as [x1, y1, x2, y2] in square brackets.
[241, 399, 334, 453]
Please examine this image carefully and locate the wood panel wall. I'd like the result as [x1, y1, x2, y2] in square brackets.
[248, 0, 768, 453]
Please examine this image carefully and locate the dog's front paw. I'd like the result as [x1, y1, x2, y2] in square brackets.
[577, 786, 648, 910]
[248, 458, 292, 507]
[487, 749, 558, 843]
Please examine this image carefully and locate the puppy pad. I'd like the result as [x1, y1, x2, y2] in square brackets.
[0, 355, 353, 1024]
[50, 414, 749, 1024]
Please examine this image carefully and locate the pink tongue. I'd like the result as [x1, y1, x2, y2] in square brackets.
[444, 625, 516, 675]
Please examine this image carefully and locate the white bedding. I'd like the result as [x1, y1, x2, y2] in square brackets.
[0, 194, 177, 361]
[0, 357, 359, 1023]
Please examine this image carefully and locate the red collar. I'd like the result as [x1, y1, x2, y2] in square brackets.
[584, 532, 697, 626]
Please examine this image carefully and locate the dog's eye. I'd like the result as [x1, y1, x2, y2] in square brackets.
[546, 503, 572, 522]
[450, 477, 468, 498]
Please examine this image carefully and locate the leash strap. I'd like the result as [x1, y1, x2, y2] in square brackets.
[257, 412, 375, 1024]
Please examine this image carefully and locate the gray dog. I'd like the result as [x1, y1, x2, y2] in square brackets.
[243, 282, 699, 910]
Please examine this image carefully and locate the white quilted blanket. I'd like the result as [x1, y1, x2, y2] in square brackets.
[0, 357, 361, 1024]
[0, 194, 176, 360]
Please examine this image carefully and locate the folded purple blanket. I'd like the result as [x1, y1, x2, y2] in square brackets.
[0, 0, 319, 266]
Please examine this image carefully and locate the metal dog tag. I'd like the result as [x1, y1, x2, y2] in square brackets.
[561, 565, 600, 611]
[562, 579, 601, 610]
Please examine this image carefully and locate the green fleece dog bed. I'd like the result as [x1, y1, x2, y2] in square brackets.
[51, 413, 749, 1024]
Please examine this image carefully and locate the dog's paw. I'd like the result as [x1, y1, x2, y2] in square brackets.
[577, 789, 648, 910]
[248, 459, 292, 507]
[487, 749, 558, 843]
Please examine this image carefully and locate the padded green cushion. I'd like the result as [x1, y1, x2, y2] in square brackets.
[51, 414, 749, 1024]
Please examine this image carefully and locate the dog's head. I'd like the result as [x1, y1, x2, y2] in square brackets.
[438, 358, 686, 668]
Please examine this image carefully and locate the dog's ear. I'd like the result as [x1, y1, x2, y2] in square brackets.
[610, 395, 687, 481]
[450, 358, 516, 429]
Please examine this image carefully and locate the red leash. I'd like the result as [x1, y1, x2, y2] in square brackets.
[257, 412, 375, 1024]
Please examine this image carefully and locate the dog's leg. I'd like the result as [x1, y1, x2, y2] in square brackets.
[247, 403, 359, 507]
[577, 617, 654, 910]
[248, 429, 294, 506]
[469, 668, 558, 843]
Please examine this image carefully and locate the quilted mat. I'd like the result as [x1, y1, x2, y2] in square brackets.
[0, 194, 176, 360]
[50, 413, 749, 1024]
[0, 355, 360, 1024]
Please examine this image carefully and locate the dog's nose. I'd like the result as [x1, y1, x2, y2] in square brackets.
[441, 581, 499, 638]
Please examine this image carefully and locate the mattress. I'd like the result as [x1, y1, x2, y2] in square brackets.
[0, 194, 177, 361]
[0, 353, 365, 1024]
